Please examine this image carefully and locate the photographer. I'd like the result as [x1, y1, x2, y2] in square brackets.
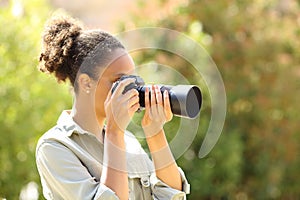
[36, 13, 189, 200]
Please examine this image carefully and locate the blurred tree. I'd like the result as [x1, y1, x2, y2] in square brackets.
[124, 0, 300, 199]
[0, 0, 71, 199]
[1, 0, 300, 199]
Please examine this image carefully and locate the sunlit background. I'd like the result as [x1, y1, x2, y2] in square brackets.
[1, 0, 300, 199]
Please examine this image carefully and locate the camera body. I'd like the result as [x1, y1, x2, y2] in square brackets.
[111, 75, 202, 119]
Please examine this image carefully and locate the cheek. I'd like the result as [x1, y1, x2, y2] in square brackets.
[95, 80, 112, 109]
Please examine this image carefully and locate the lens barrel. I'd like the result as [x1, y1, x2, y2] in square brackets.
[138, 85, 202, 119]
[111, 75, 202, 119]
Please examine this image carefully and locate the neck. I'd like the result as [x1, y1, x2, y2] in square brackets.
[71, 96, 105, 142]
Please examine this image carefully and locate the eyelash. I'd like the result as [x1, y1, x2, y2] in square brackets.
[113, 77, 121, 83]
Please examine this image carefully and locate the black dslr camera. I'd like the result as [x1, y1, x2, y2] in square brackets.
[111, 75, 202, 119]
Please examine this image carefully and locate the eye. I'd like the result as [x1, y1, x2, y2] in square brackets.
[112, 73, 126, 82]
[113, 77, 121, 83]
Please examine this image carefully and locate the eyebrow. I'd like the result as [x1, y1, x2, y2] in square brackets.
[115, 73, 126, 77]
[114, 72, 137, 78]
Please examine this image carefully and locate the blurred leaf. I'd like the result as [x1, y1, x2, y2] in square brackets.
[0, 0, 70, 199]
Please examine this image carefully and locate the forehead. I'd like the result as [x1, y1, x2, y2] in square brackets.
[102, 49, 135, 76]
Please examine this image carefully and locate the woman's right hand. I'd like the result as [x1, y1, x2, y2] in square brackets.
[104, 78, 140, 133]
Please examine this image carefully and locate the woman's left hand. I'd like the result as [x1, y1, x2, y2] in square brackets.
[141, 85, 173, 137]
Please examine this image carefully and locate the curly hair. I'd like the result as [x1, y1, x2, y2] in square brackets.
[38, 13, 124, 90]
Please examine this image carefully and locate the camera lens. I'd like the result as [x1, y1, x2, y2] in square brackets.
[111, 75, 202, 118]
[137, 85, 202, 119]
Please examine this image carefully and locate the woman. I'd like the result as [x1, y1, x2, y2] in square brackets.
[36, 13, 190, 200]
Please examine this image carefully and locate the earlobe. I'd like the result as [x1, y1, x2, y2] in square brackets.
[78, 73, 93, 94]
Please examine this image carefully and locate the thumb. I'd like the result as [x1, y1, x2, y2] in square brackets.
[105, 83, 115, 103]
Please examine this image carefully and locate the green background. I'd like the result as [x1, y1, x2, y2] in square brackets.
[1, 0, 300, 199]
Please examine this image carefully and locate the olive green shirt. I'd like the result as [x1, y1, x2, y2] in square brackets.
[36, 111, 190, 200]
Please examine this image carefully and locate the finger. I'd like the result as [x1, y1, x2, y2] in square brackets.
[121, 88, 139, 103]
[164, 90, 172, 116]
[127, 93, 139, 107]
[155, 86, 165, 118]
[155, 85, 163, 106]
[151, 85, 156, 105]
[113, 78, 135, 97]
[129, 102, 140, 114]
[150, 85, 157, 116]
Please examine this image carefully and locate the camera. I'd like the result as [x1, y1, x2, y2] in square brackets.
[111, 75, 202, 119]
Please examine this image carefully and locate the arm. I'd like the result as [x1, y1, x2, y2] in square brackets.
[146, 129, 182, 191]
[100, 128, 128, 200]
[36, 141, 119, 200]
[142, 85, 182, 191]
[102, 78, 140, 200]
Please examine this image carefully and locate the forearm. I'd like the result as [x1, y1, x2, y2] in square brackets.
[101, 127, 128, 200]
[146, 130, 182, 191]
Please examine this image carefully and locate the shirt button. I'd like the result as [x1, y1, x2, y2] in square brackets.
[140, 176, 150, 187]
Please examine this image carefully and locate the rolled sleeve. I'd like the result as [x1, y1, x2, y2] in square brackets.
[36, 141, 119, 200]
[94, 184, 119, 200]
[150, 167, 190, 200]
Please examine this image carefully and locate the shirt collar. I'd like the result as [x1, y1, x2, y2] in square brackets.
[57, 110, 89, 137]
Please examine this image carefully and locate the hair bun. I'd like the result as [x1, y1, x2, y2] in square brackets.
[39, 13, 83, 82]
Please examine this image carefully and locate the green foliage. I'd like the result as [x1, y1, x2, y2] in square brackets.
[126, 0, 300, 199]
[0, 1, 71, 199]
[1, 0, 300, 199]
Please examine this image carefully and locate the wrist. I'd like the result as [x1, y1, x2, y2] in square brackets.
[142, 123, 163, 138]
[105, 126, 126, 149]
[106, 122, 125, 140]
[146, 130, 168, 151]
[106, 121, 124, 134]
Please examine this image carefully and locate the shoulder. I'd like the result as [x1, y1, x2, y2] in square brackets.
[36, 125, 70, 155]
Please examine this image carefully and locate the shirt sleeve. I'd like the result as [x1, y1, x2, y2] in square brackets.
[36, 141, 119, 200]
[150, 167, 190, 200]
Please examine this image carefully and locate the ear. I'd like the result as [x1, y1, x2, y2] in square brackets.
[77, 73, 93, 94]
